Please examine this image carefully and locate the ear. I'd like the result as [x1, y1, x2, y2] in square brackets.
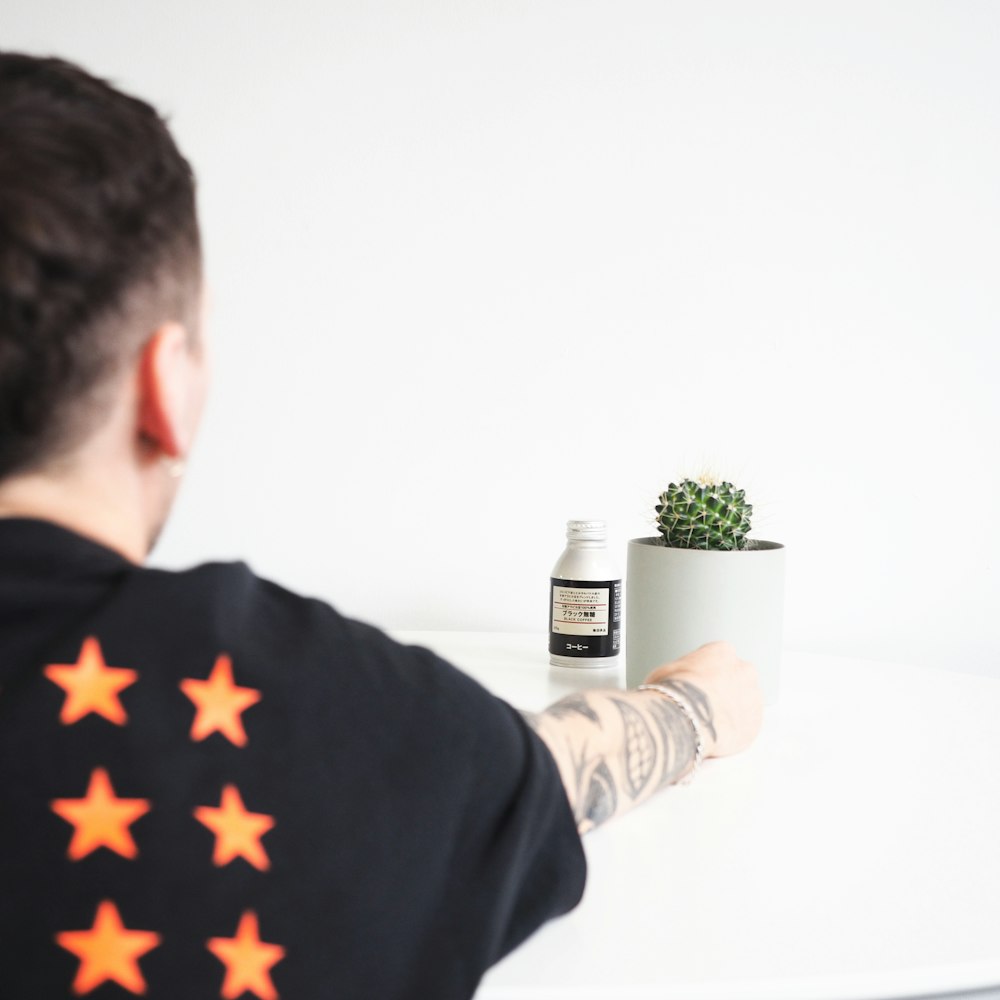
[137, 322, 196, 460]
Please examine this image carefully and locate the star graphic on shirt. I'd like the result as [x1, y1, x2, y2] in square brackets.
[194, 784, 275, 871]
[44, 636, 138, 726]
[56, 900, 161, 996]
[180, 653, 261, 747]
[51, 767, 151, 861]
[207, 910, 285, 1000]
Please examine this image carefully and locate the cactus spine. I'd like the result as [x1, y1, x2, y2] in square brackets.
[655, 478, 753, 551]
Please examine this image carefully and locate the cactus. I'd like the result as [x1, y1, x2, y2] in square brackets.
[655, 478, 753, 551]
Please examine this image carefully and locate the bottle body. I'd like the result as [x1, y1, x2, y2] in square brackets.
[549, 520, 622, 668]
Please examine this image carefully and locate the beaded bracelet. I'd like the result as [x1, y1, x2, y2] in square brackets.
[636, 683, 705, 785]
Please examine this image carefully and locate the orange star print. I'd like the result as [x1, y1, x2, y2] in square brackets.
[194, 784, 275, 871]
[208, 910, 285, 1000]
[51, 767, 151, 861]
[180, 653, 261, 747]
[44, 636, 137, 726]
[56, 900, 160, 996]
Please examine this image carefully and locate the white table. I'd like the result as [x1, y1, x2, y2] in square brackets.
[391, 632, 1000, 1000]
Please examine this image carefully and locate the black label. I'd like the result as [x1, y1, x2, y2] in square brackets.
[549, 578, 622, 658]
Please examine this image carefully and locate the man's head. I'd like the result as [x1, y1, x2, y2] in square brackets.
[0, 52, 208, 557]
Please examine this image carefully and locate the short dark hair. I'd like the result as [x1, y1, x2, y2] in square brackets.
[0, 52, 202, 479]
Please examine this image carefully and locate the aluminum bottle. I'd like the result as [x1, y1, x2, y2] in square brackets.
[549, 519, 622, 668]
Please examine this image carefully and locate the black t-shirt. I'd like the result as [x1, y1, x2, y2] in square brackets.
[0, 518, 586, 999]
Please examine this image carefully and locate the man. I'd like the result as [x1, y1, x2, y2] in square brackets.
[0, 52, 762, 999]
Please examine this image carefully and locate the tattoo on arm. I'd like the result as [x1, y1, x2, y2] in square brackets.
[566, 738, 618, 834]
[544, 694, 602, 726]
[647, 698, 698, 789]
[520, 700, 617, 833]
[530, 681, 714, 835]
[581, 761, 617, 831]
[610, 697, 657, 800]
[649, 678, 717, 744]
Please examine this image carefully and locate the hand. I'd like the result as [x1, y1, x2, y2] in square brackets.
[642, 641, 763, 758]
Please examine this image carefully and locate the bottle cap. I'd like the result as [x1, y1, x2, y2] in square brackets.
[566, 519, 607, 541]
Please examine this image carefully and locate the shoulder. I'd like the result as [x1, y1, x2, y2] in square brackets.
[121, 559, 500, 721]
[124, 559, 347, 652]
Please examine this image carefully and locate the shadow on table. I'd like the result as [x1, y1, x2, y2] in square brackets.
[917, 988, 1000, 1000]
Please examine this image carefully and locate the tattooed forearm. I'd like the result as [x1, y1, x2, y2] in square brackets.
[611, 698, 657, 800]
[647, 698, 697, 789]
[561, 737, 621, 835]
[580, 761, 617, 830]
[526, 683, 709, 835]
[545, 694, 602, 726]
[646, 678, 718, 744]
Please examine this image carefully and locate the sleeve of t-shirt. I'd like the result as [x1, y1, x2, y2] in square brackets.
[338, 619, 588, 992]
[450, 695, 588, 962]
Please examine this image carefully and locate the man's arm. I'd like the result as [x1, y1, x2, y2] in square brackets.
[522, 641, 762, 835]
[522, 683, 710, 834]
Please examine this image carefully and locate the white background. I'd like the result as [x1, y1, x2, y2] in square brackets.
[6, 1, 998, 678]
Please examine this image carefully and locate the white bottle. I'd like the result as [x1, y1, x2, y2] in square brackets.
[549, 520, 622, 668]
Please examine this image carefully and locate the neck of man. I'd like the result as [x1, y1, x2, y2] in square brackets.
[0, 427, 164, 566]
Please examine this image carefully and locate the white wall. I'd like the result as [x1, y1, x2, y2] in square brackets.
[6, 1, 999, 677]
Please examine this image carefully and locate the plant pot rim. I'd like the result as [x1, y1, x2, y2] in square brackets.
[629, 536, 785, 552]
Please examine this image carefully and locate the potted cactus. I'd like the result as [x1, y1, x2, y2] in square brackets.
[625, 477, 785, 705]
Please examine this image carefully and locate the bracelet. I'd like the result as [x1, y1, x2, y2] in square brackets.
[636, 683, 705, 785]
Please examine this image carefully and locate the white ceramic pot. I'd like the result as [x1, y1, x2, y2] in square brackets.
[625, 538, 786, 705]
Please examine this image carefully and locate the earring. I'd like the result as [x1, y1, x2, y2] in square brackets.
[163, 456, 186, 479]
